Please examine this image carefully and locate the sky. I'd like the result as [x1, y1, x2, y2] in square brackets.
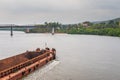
[0, 0, 120, 25]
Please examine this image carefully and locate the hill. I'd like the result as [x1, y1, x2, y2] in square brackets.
[92, 17, 120, 24]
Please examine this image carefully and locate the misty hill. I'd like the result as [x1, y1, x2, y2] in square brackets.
[93, 18, 120, 24]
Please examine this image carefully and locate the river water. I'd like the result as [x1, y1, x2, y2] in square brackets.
[0, 31, 120, 80]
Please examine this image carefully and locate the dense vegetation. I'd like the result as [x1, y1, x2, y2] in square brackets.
[29, 22, 62, 33]
[68, 27, 120, 37]
[29, 18, 120, 37]
[67, 18, 120, 37]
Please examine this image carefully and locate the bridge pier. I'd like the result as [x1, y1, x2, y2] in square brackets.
[10, 26, 13, 37]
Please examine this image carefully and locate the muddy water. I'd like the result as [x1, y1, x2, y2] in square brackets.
[0, 31, 120, 80]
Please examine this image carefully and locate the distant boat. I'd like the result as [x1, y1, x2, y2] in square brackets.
[52, 27, 54, 35]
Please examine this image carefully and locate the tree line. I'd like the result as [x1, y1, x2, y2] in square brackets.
[29, 20, 120, 37]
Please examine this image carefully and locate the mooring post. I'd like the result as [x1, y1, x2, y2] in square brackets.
[11, 26, 13, 36]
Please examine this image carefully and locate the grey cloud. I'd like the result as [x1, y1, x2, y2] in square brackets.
[90, 0, 120, 10]
[0, 0, 120, 24]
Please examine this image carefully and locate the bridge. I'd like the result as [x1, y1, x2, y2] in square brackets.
[0, 24, 37, 36]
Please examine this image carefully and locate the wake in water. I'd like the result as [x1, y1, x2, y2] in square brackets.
[22, 60, 60, 80]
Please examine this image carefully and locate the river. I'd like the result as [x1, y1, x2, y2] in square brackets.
[0, 31, 120, 80]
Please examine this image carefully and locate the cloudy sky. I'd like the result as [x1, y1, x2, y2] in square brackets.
[0, 0, 120, 25]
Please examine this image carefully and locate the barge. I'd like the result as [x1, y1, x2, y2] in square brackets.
[0, 48, 56, 80]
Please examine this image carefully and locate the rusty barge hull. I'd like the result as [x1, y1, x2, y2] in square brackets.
[0, 48, 56, 80]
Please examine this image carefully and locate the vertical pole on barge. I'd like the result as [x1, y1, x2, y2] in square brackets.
[45, 42, 47, 48]
[10, 26, 13, 37]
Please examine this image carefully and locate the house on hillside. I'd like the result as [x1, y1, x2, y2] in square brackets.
[82, 21, 91, 27]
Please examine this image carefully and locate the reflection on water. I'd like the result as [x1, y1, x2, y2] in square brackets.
[0, 31, 120, 80]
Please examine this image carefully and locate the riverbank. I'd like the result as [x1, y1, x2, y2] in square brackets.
[67, 28, 120, 37]
[27, 28, 120, 37]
